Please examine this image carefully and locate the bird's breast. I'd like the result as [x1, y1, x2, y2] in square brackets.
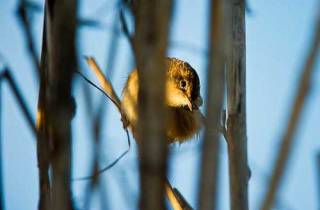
[166, 108, 202, 143]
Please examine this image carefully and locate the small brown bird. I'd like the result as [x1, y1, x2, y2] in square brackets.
[121, 57, 203, 144]
[84, 57, 201, 207]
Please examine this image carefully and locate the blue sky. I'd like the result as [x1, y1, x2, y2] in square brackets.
[0, 0, 319, 210]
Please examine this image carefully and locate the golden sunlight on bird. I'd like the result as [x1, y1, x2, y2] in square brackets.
[121, 57, 203, 144]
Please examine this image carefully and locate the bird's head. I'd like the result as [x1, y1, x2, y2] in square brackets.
[165, 58, 203, 111]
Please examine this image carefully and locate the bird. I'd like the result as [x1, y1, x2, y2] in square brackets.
[84, 57, 201, 208]
[121, 57, 203, 144]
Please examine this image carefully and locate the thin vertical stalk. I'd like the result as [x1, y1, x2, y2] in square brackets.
[36, 6, 51, 210]
[46, 0, 78, 209]
[198, 0, 231, 209]
[226, 1, 249, 210]
[134, 1, 173, 209]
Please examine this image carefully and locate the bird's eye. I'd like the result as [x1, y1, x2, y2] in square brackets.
[180, 80, 187, 90]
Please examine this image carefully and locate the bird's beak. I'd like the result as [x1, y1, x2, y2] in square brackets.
[187, 100, 193, 111]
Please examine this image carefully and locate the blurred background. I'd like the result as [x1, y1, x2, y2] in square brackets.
[0, 0, 319, 209]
